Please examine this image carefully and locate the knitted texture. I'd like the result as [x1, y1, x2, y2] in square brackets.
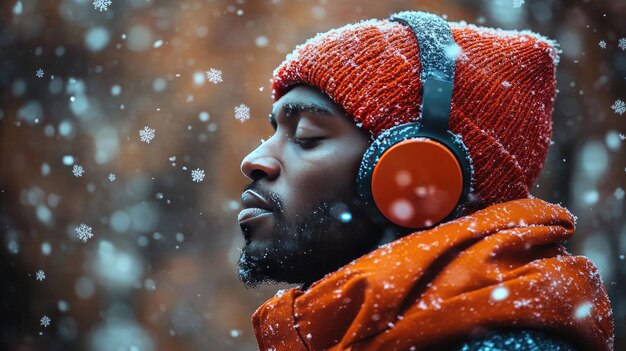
[271, 17, 560, 207]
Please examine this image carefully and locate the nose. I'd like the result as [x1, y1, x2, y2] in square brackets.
[240, 141, 280, 182]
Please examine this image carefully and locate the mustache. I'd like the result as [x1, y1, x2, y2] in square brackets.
[242, 182, 283, 213]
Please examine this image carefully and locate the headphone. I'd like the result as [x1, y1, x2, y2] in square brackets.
[356, 11, 474, 230]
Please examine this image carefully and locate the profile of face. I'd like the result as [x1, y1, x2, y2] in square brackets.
[237, 85, 390, 288]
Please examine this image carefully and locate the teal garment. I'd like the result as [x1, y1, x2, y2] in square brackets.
[452, 329, 577, 351]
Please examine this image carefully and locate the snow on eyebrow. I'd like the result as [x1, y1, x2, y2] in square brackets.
[282, 101, 335, 118]
[269, 101, 337, 127]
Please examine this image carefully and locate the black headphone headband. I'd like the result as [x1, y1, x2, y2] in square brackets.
[389, 11, 456, 83]
[389, 11, 457, 135]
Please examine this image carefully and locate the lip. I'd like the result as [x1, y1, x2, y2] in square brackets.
[241, 189, 272, 212]
[238, 207, 272, 224]
[237, 190, 272, 224]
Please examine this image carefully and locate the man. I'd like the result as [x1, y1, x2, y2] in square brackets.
[237, 11, 614, 351]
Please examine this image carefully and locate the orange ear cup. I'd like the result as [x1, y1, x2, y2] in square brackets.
[371, 138, 463, 228]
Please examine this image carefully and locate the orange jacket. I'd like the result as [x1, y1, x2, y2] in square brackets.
[252, 198, 614, 351]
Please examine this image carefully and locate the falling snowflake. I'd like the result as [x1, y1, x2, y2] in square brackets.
[75, 223, 94, 243]
[611, 99, 626, 115]
[72, 164, 85, 177]
[40, 315, 51, 327]
[205, 68, 223, 84]
[574, 302, 592, 319]
[512, 0, 524, 8]
[598, 40, 607, 49]
[35, 68, 44, 78]
[139, 126, 155, 143]
[93, 0, 112, 11]
[619, 133, 626, 141]
[35, 270, 46, 282]
[490, 286, 509, 301]
[615, 187, 625, 200]
[234, 103, 250, 123]
[513, 299, 531, 308]
[191, 168, 205, 182]
[108, 173, 116, 182]
[619, 38, 626, 51]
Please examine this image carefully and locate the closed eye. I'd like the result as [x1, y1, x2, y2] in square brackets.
[293, 137, 323, 149]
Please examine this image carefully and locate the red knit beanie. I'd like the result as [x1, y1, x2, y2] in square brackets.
[271, 16, 560, 208]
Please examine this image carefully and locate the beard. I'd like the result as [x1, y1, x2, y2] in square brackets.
[237, 190, 385, 289]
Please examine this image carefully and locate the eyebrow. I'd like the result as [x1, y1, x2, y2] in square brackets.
[268, 101, 336, 129]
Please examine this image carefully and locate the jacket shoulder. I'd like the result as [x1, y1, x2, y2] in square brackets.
[449, 328, 578, 351]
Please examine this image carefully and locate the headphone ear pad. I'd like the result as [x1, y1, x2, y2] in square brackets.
[357, 122, 473, 230]
[370, 138, 463, 228]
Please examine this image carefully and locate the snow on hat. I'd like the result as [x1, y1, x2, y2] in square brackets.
[271, 15, 560, 208]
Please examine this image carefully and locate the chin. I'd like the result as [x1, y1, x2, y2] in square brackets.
[236, 201, 384, 288]
[237, 239, 353, 289]
[237, 239, 283, 288]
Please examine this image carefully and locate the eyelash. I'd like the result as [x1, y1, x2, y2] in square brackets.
[293, 137, 322, 149]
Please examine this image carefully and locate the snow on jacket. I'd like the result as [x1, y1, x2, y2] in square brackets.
[252, 197, 614, 351]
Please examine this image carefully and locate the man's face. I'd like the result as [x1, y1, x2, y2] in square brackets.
[237, 85, 386, 288]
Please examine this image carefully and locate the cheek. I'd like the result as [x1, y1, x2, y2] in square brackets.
[285, 150, 364, 215]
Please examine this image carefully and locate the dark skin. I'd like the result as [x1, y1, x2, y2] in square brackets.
[238, 85, 398, 289]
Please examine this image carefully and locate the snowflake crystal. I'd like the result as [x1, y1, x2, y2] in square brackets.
[599, 40, 607, 49]
[108, 173, 116, 182]
[75, 223, 94, 243]
[93, 0, 112, 11]
[139, 126, 155, 143]
[616, 187, 625, 200]
[619, 38, 626, 51]
[206, 68, 223, 84]
[191, 168, 205, 182]
[36, 270, 46, 282]
[35, 68, 44, 78]
[40, 315, 51, 327]
[611, 99, 625, 115]
[72, 164, 85, 177]
[234, 103, 250, 123]
[512, 0, 524, 8]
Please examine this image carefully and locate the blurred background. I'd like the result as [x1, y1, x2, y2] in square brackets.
[0, 0, 624, 350]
